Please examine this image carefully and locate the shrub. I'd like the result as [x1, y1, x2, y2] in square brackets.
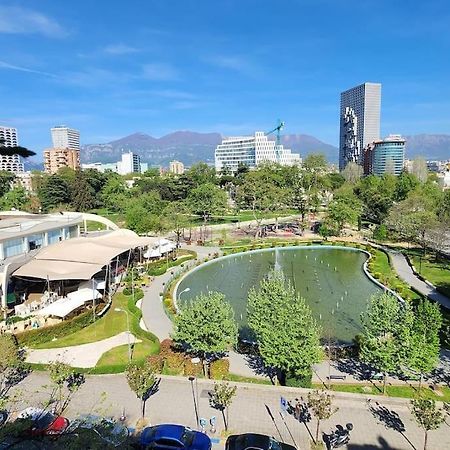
[159, 339, 175, 355]
[147, 354, 163, 373]
[16, 311, 94, 347]
[184, 358, 203, 376]
[285, 370, 312, 388]
[164, 351, 185, 374]
[123, 287, 132, 296]
[210, 358, 230, 380]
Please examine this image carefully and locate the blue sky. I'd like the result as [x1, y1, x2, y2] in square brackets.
[1, 0, 449, 156]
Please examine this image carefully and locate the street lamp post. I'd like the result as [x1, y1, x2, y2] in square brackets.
[188, 376, 199, 427]
[115, 308, 131, 363]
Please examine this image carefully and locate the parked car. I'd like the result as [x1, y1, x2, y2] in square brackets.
[17, 407, 69, 436]
[140, 424, 211, 450]
[66, 414, 129, 447]
[226, 433, 296, 450]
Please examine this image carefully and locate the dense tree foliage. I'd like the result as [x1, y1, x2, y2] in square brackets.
[173, 291, 238, 366]
[247, 270, 322, 384]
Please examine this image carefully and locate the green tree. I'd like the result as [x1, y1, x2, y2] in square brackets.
[307, 390, 338, 444]
[173, 292, 237, 373]
[410, 398, 445, 450]
[71, 171, 96, 211]
[209, 381, 237, 430]
[408, 300, 442, 390]
[162, 201, 190, 247]
[341, 161, 363, 183]
[247, 270, 321, 385]
[326, 190, 362, 235]
[185, 162, 217, 187]
[0, 186, 29, 211]
[394, 170, 419, 201]
[0, 171, 15, 197]
[303, 153, 327, 171]
[188, 183, 227, 223]
[48, 361, 85, 414]
[0, 335, 25, 409]
[101, 175, 129, 212]
[359, 293, 413, 394]
[126, 362, 158, 419]
[236, 170, 286, 237]
[38, 174, 71, 211]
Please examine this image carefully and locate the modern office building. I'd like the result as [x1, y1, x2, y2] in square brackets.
[117, 152, 141, 175]
[215, 132, 301, 173]
[169, 160, 185, 175]
[339, 82, 381, 171]
[0, 126, 24, 174]
[364, 135, 405, 176]
[43, 148, 80, 174]
[51, 126, 80, 150]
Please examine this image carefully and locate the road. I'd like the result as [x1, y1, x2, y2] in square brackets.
[9, 371, 450, 450]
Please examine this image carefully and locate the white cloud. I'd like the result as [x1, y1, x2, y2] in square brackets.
[103, 43, 140, 55]
[0, 60, 55, 77]
[0, 6, 67, 38]
[142, 63, 179, 81]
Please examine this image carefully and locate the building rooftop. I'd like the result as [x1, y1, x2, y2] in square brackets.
[0, 212, 83, 242]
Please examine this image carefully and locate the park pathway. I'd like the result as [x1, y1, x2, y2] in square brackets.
[26, 332, 140, 368]
[386, 249, 450, 309]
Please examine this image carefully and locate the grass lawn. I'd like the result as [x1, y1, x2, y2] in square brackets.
[34, 293, 132, 349]
[314, 382, 450, 401]
[407, 250, 450, 298]
[227, 373, 272, 385]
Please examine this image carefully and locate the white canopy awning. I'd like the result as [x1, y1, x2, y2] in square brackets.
[13, 229, 160, 281]
[13, 260, 104, 281]
[36, 288, 101, 318]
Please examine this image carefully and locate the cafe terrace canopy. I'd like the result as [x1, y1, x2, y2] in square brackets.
[13, 229, 159, 281]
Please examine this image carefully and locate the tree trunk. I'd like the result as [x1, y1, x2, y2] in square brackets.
[142, 399, 146, 419]
[221, 409, 227, 431]
[315, 419, 320, 444]
[226, 406, 229, 431]
[424, 430, 428, 450]
[383, 373, 387, 395]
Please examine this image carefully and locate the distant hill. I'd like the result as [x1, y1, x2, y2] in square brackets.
[405, 134, 450, 160]
[81, 131, 339, 166]
[80, 131, 450, 167]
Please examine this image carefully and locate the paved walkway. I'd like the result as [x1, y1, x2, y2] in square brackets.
[9, 372, 450, 449]
[26, 332, 140, 368]
[387, 249, 450, 309]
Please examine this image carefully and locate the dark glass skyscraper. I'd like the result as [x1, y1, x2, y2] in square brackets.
[339, 82, 381, 171]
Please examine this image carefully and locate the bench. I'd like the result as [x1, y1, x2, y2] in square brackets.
[327, 375, 347, 381]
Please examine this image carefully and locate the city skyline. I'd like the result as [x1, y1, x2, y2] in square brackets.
[0, 0, 450, 153]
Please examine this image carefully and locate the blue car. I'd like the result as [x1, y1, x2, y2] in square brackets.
[141, 424, 211, 450]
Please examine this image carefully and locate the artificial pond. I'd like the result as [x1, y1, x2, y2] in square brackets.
[176, 246, 384, 344]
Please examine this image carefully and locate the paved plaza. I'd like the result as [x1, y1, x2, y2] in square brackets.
[10, 372, 450, 450]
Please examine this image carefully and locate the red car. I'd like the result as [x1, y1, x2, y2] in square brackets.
[17, 407, 69, 436]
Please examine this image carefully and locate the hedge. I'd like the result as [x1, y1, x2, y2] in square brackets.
[210, 358, 230, 380]
[184, 358, 203, 377]
[16, 310, 94, 347]
[285, 369, 312, 388]
[147, 252, 196, 276]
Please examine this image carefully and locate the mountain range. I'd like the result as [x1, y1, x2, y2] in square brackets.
[77, 131, 449, 167]
[81, 131, 340, 166]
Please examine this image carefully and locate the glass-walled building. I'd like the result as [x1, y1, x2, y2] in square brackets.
[364, 135, 405, 176]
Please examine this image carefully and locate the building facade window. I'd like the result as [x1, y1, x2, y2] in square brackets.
[4, 238, 24, 258]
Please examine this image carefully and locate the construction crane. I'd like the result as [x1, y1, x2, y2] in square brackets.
[266, 119, 285, 146]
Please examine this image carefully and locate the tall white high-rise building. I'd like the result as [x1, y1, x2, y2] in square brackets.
[117, 152, 141, 175]
[339, 82, 381, 171]
[0, 126, 24, 174]
[215, 132, 301, 173]
[51, 126, 80, 150]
